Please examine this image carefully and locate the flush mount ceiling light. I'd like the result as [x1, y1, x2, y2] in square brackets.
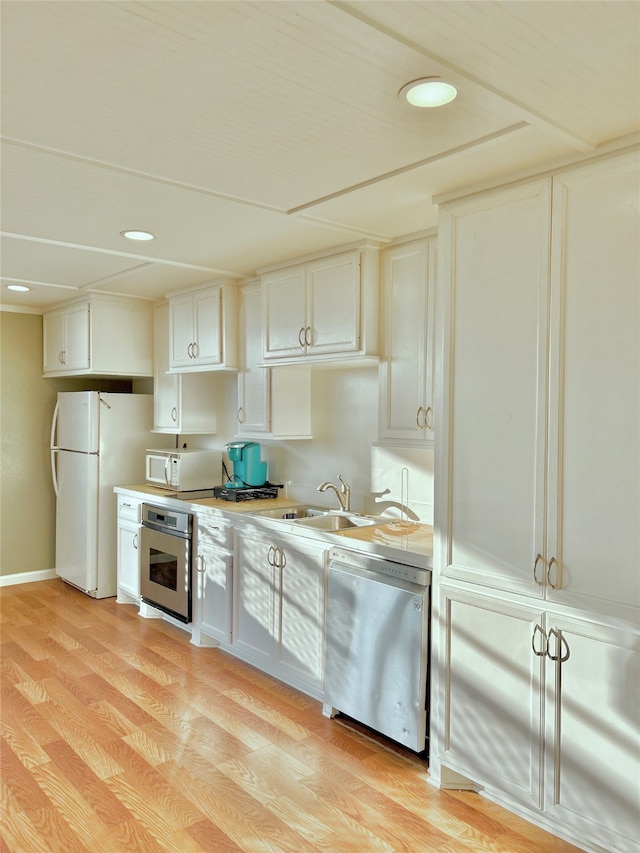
[120, 229, 155, 241]
[7, 284, 31, 292]
[399, 77, 457, 108]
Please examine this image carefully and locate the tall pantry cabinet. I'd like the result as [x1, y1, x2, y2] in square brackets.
[431, 149, 639, 853]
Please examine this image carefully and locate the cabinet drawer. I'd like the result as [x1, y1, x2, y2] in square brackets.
[117, 496, 141, 523]
[197, 516, 232, 551]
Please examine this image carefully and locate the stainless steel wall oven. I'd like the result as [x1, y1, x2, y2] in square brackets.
[140, 503, 192, 623]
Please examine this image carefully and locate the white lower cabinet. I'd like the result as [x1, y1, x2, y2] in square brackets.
[438, 583, 640, 853]
[233, 525, 326, 695]
[116, 496, 142, 603]
[192, 514, 233, 646]
[542, 615, 640, 853]
[440, 586, 543, 810]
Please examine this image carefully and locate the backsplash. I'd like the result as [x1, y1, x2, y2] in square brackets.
[182, 367, 434, 520]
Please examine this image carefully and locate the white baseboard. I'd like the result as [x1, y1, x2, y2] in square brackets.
[0, 569, 57, 587]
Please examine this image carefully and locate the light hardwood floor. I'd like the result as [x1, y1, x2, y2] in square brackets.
[1, 579, 584, 853]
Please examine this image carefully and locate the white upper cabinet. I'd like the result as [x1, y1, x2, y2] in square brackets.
[438, 178, 552, 597]
[153, 303, 217, 434]
[43, 295, 153, 377]
[43, 301, 90, 374]
[438, 149, 639, 612]
[546, 153, 639, 615]
[237, 281, 312, 440]
[262, 246, 379, 366]
[379, 237, 436, 443]
[168, 281, 237, 372]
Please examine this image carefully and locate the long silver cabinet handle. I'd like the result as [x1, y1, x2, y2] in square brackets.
[546, 627, 570, 663]
[531, 623, 547, 657]
[267, 545, 276, 566]
[197, 554, 206, 573]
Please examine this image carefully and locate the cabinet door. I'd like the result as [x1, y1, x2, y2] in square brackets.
[43, 303, 90, 373]
[379, 239, 434, 442]
[438, 180, 551, 595]
[277, 537, 325, 690]
[543, 615, 640, 852]
[262, 266, 306, 359]
[307, 252, 360, 355]
[238, 282, 271, 434]
[193, 288, 221, 365]
[153, 304, 181, 430]
[233, 528, 277, 664]
[117, 520, 140, 601]
[195, 519, 232, 644]
[440, 586, 544, 811]
[63, 302, 91, 370]
[169, 293, 195, 367]
[43, 309, 66, 373]
[547, 153, 640, 613]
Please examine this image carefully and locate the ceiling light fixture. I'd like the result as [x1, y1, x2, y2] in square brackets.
[399, 77, 457, 108]
[7, 284, 31, 292]
[120, 229, 155, 241]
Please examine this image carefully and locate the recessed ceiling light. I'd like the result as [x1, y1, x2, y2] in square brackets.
[120, 230, 155, 241]
[399, 77, 457, 108]
[7, 284, 31, 292]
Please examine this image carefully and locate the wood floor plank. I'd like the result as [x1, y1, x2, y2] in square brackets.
[0, 580, 586, 853]
[29, 759, 114, 849]
[44, 738, 132, 825]
[0, 735, 52, 813]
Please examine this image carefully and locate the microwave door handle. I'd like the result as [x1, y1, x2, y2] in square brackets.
[164, 455, 171, 488]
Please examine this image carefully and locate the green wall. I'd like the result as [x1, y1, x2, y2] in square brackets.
[0, 311, 136, 578]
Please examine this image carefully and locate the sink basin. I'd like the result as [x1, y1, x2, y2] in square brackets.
[250, 505, 329, 521]
[293, 513, 377, 530]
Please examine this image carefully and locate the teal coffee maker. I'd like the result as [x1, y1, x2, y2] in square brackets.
[225, 441, 267, 488]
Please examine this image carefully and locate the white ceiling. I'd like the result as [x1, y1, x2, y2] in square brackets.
[1, 0, 638, 311]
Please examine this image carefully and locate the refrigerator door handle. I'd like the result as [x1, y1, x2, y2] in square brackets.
[51, 448, 60, 497]
[50, 399, 61, 497]
[50, 399, 60, 449]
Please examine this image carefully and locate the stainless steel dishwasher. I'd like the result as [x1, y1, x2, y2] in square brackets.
[323, 546, 431, 753]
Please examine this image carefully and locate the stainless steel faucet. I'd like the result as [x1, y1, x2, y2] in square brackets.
[317, 473, 351, 512]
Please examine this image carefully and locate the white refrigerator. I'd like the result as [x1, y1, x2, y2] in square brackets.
[50, 391, 154, 598]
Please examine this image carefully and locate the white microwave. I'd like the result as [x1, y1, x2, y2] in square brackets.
[145, 448, 221, 491]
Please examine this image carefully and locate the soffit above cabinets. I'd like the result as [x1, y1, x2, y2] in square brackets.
[1, 1, 638, 310]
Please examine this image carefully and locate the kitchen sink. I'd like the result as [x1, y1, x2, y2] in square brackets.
[249, 505, 378, 530]
[292, 513, 377, 530]
[250, 505, 329, 520]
